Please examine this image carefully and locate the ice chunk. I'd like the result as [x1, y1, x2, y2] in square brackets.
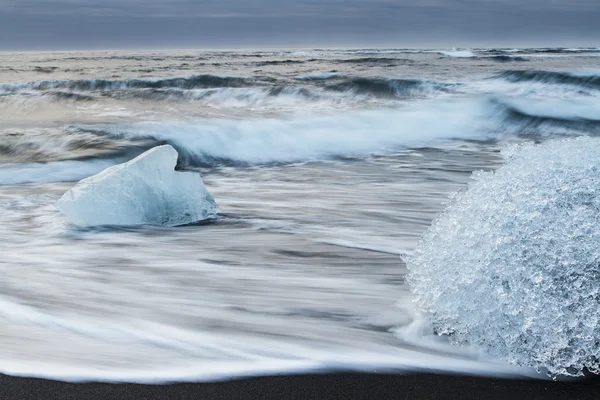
[406, 137, 600, 377]
[57, 145, 219, 227]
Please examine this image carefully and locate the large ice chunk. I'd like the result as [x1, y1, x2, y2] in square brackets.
[407, 137, 600, 377]
[57, 145, 219, 227]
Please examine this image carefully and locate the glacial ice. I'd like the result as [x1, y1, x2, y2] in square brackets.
[57, 145, 219, 227]
[406, 137, 600, 377]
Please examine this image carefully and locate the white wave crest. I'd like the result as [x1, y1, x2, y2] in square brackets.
[438, 49, 476, 58]
[77, 101, 487, 165]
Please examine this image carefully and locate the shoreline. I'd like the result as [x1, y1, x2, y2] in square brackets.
[2, 372, 600, 400]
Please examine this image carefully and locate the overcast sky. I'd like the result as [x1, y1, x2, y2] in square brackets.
[0, 0, 599, 50]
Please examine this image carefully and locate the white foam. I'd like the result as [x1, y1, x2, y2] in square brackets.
[81, 101, 488, 165]
[0, 293, 531, 383]
[438, 49, 476, 58]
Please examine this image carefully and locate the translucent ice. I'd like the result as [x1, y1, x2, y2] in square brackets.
[57, 145, 219, 227]
[406, 137, 600, 377]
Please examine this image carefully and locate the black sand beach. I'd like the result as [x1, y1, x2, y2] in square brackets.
[3, 372, 600, 400]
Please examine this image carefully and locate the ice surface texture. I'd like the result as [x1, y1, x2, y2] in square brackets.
[57, 145, 219, 227]
[406, 137, 600, 377]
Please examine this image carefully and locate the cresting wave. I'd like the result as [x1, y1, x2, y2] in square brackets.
[3, 92, 600, 185]
[0, 75, 461, 106]
[497, 70, 600, 90]
[491, 97, 600, 135]
[71, 96, 600, 165]
[68, 104, 484, 167]
[325, 78, 458, 98]
[5, 70, 599, 107]
[0, 75, 258, 95]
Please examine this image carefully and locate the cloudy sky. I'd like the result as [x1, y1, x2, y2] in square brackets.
[0, 0, 598, 50]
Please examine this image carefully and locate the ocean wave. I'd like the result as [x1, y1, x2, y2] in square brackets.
[325, 78, 458, 99]
[336, 57, 412, 65]
[0, 75, 258, 95]
[437, 49, 476, 58]
[523, 47, 600, 54]
[0, 127, 150, 164]
[0, 75, 461, 107]
[57, 95, 600, 169]
[68, 103, 485, 167]
[102, 86, 359, 108]
[0, 155, 136, 185]
[254, 59, 308, 66]
[496, 70, 600, 90]
[490, 96, 600, 134]
[45, 91, 95, 102]
[484, 55, 529, 63]
[3, 90, 598, 173]
[296, 72, 342, 81]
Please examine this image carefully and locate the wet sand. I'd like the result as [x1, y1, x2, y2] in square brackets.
[2, 372, 600, 400]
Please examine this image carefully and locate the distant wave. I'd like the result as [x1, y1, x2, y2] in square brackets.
[482, 48, 597, 56]
[325, 78, 459, 99]
[254, 59, 308, 66]
[32, 66, 59, 74]
[46, 91, 95, 102]
[296, 73, 342, 81]
[0, 75, 258, 95]
[438, 49, 476, 58]
[497, 70, 600, 89]
[109, 78, 457, 104]
[106, 86, 313, 104]
[491, 97, 600, 134]
[0, 75, 461, 107]
[523, 47, 600, 54]
[336, 57, 413, 65]
[484, 56, 529, 63]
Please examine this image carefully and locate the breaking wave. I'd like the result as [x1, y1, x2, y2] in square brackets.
[0, 75, 462, 107]
[484, 56, 529, 63]
[438, 49, 476, 58]
[64, 95, 592, 167]
[0, 75, 258, 95]
[491, 97, 600, 135]
[68, 103, 485, 168]
[2, 89, 598, 184]
[325, 78, 459, 99]
[497, 70, 600, 90]
[406, 137, 600, 377]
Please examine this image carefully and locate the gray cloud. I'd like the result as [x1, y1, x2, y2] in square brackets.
[0, 0, 598, 49]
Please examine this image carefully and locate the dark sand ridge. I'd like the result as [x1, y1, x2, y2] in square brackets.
[2, 372, 600, 400]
